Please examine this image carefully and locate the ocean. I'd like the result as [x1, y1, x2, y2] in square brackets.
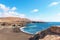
[20, 22, 60, 34]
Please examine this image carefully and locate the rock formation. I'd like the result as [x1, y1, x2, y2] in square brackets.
[50, 26, 60, 34]
[29, 26, 60, 40]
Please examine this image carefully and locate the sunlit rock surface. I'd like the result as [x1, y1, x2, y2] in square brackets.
[50, 26, 60, 34]
[30, 26, 60, 40]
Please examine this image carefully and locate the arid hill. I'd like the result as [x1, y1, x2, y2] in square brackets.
[0, 17, 30, 22]
[0, 17, 31, 26]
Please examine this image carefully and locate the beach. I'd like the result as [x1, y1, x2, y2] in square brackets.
[0, 17, 60, 40]
[0, 17, 32, 40]
[0, 28, 32, 40]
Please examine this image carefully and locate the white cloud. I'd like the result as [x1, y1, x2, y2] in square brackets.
[0, 4, 26, 18]
[31, 9, 39, 13]
[57, 13, 60, 16]
[48, 2, 60, 7]
[0, 4, 9, 11]
[0, 4, 6, 9]
[11, 7, 16, 11]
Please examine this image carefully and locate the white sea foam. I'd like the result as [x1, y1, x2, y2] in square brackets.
[20, 27, 34, 34]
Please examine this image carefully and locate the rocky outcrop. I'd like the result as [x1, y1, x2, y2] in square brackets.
[29, 26, 60, 40]
[29, 29, 49, 40]
[50, 26, 60, 34]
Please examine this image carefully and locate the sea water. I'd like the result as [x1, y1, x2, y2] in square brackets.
[20, 22, 60, 34]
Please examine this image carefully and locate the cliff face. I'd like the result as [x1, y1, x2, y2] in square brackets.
[0, 17, 31, 27]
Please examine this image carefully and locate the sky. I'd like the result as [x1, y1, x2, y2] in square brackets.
[0, 0, 60, 22]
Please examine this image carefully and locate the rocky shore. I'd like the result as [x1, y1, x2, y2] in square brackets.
[29, 26, 60, 40]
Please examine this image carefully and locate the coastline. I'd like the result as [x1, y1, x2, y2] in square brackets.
[0, 27, 32, 40]
[20, 27, 34, 35]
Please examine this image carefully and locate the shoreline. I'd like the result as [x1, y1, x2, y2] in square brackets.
[0, 27, 33, 40]
[20, 27, 35, 35]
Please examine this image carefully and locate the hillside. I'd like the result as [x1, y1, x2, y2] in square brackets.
[0, 17, 32, 40]
[0, 17, 30, 22]
[0, 17, 31, 27]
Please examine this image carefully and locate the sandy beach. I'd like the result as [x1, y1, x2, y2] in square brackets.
[0, 28, 32, 40]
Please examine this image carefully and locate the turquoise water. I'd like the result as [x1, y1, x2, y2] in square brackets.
[20, 22, 60, 34]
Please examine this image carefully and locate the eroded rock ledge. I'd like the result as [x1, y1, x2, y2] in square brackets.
[29, 26, 60, 40]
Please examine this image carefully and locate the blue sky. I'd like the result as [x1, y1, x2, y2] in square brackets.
[0, 0, 60, 22]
